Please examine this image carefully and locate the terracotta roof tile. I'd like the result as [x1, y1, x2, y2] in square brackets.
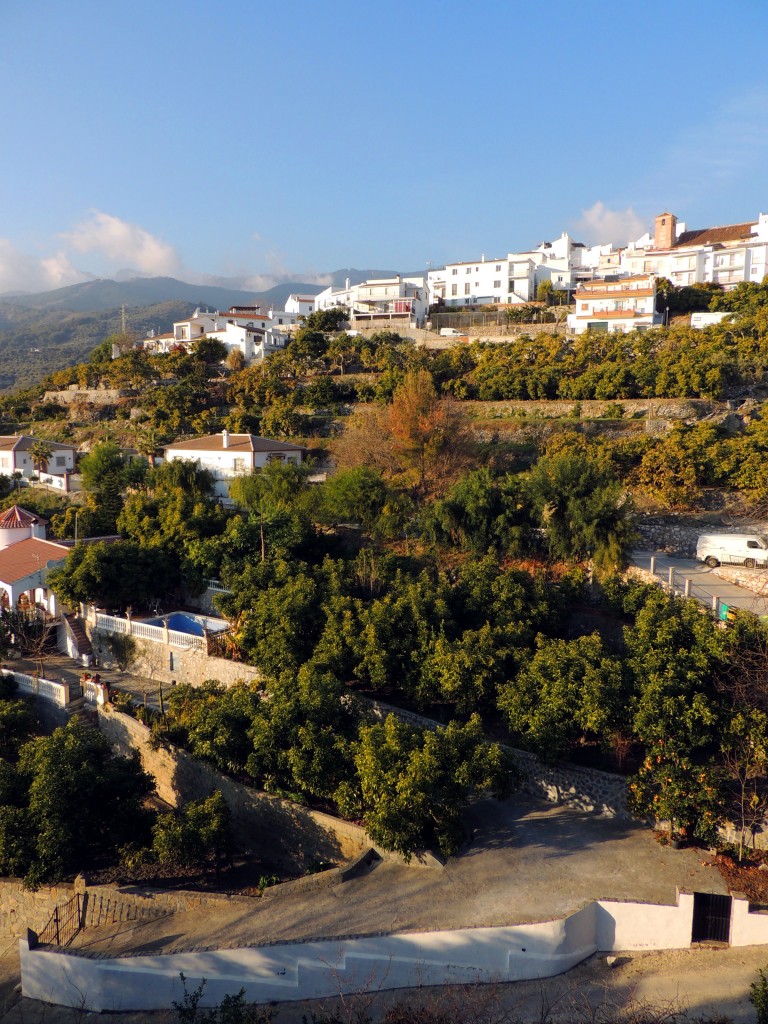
[673, 222, 756, 248]
[0, 506, 46, 529]
[0, 537, 69, 585]
[164, 433, 304, 454]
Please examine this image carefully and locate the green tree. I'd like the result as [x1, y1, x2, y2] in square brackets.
[48, 540, 179, 611]
[6, 721, 154, 886]
[318, 467, 390, 532]
[351, 714, 516, 859]
[528, 451, 636, 572]
[499, 633, 626, 760]
[152, 791, 232, 876]
[28, 440, 53, 475]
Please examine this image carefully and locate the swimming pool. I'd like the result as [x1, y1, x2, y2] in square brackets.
[140, 612, 229, 637]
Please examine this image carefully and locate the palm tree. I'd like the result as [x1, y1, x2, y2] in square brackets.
[29, 440, 53, 476]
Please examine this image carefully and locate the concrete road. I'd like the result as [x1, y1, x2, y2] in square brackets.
[632, 550, 768, 617]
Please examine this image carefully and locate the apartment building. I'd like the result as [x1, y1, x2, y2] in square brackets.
[567, 275, 663, 335]
[621, 212, 768, 289]
[314, 275, 428, 324]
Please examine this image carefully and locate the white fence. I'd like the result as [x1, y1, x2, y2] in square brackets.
[7, 671, 69, 707]
[95, 614, 207, 653]
[82, 679, 105, 705]
[205, 579, 231, 594]
[35, 472, 69, 493]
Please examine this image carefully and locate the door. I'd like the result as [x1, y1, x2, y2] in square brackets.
[692, 892, 732, 943]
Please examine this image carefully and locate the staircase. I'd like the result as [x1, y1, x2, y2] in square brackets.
[63, 613, 93, 658]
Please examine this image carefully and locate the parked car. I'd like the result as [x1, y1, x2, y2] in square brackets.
[695, 533, 768, 569]
[439, 328, 463, 337]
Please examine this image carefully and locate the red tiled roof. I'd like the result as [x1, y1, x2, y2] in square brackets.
[0, 506, 46, 529]
[164, 433, 304, 454]
[673, 222, 756, 248]
[0, 537, 69, 585]
[0, 434, 76, 452]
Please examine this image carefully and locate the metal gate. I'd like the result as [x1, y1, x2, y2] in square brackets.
[691, 892, 732, 943]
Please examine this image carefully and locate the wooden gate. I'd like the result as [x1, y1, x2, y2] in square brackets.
[691, 892, 732, 943]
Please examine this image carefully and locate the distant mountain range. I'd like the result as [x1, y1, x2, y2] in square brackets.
[0, 269, 404, 315]
[0, 270, 404, 394]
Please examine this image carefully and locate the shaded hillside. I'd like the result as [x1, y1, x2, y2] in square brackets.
[0, 277, 289, 314]
[0, 300, 196, 392]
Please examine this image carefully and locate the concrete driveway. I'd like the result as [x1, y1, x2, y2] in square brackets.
[77, 796, 727, 958]
[632, 550, 768, 617]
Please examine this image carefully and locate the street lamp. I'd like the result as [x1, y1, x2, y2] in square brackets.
[74, 509, 81, 544]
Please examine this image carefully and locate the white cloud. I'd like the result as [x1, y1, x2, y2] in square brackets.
[63, 210, 180, 276]
[241, 270, 333, 292]
[573, 202, 647, 246]
[0, 240, 89, 294]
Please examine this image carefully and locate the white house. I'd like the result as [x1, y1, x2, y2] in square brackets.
[138, 307, 288, 363]
[0, 435, 77, 480]
[164, 431, 304, 499]
[314, 276, 428, 325]
[567, 275, 663, 335]
[438, 234, 616, 308]
[0, 506, 68, 613]
[284, 294, 317, 317]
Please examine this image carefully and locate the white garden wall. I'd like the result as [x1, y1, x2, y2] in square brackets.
[21, 892, 768, 1012]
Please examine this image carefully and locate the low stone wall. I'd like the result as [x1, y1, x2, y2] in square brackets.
[42, 388, 137, 406]
[90, 629, 262, 688]
[464, 397, 721, 422]
[368, 700, 630, 819]
[97, 706, 441, 873]
[0, 880, 76, 939]
[636, 515, 768, 558]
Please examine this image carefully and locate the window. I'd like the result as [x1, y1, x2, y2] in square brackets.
[451, 284, 457, 296]
[464, 283, 470, 295]
[55, 456, 65, 467]
[451, 268, 457, 275]
[495, 264, 501, 272]
[233, 457, 245, 472]
[494, 280, 501, 288]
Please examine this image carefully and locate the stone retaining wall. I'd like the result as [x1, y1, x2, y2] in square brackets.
[90, 629, 262, 688]
[97, 706, 441, 873]
[368, 701, 630, 819]
[636, 515, 768, 558]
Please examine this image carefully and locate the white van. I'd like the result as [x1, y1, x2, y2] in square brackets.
[439, 328, 463, 337]
[695, 533, 768, 569]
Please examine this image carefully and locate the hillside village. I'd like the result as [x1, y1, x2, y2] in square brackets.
[8, 208, 768, 1014]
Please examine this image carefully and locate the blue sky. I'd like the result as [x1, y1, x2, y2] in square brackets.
[2, 0, 768, 293]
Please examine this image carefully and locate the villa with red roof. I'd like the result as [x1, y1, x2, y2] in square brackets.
[0, 435, 76, 481]
[0, 506, 69, 613]
[164, 430, 304, 499]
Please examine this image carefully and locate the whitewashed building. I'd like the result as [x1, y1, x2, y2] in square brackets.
[314, 275, 428, 325]
[0, 435, 77, 480]
[164, 431, 304, 499]
[567, 275, 663, 335]
[138, 307, 288, 363]
[284, 294, 317, 317]
[621, 212, 768, 290]
[437, 234, 615, 308]
[0, 506, 68, 613]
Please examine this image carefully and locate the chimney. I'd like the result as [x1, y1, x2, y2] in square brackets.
[654, 212, 677, 250]
[222, 429, 229, 449]
[345, 278, 350, 290]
